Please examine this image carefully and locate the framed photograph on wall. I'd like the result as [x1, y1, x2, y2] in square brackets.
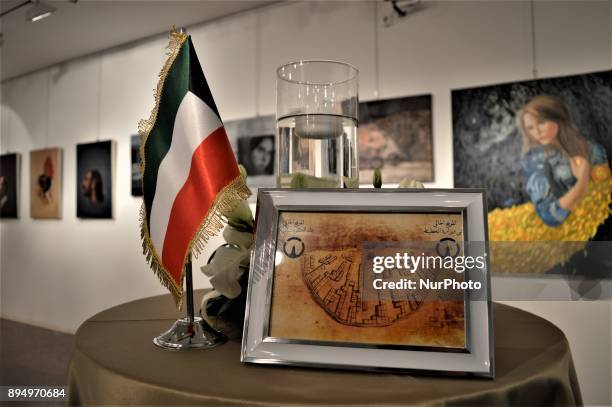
[242, 189, 493, 377]
[359, 95, 433, 184]
[30, 147, 62, 219]
[224, 115, 276, 199]
[76, 140, 114, 219]
[131, 135, 143, 197]
[0, 153, 21, 219]
[237, 135, 274, 176]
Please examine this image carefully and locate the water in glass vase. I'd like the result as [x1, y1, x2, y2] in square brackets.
[277, 114, 358, 188]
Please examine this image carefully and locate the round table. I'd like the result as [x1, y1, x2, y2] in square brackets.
[68, 291, 582, 406]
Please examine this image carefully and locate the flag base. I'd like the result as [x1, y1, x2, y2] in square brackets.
[153, 316, 227, 350]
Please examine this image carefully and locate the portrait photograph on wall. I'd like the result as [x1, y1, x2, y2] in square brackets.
[131, 135, 143, 197]
[0, 153, 20, 219]
[452, 70, 612, 276]
[30, 148, 62, 219]
[359, 95, 433, 184]
[237, 135, 275, 176]
[76, 140, 114, 219]
[224, 115, 276, 195]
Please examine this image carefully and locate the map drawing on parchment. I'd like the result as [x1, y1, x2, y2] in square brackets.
[303, 249, 423, 327]
[270, 212, 467, 349]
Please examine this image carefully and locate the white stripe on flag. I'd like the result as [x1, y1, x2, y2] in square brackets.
[149, 91, 223, 258]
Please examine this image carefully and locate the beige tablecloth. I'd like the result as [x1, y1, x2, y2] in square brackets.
[68, 291, 581, 406]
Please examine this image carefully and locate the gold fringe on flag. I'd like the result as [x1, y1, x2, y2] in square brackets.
[138, 176, 250, 309]
[136, 28, 250, 308]
[137, 28, 188, 307]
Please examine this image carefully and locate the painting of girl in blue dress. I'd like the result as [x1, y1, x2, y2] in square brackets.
[518, 95, 608, 227]
[453, 71, 612, 275]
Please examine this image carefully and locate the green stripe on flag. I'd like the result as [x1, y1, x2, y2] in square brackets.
[143, 40, 190, 227]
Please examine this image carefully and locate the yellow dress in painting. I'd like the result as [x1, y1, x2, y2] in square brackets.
[488, 165, 612, 274]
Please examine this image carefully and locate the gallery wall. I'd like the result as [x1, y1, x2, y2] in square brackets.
[1, 1, 611, 403]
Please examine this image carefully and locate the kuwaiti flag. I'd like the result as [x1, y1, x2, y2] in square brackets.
[139, 30, 250, 307]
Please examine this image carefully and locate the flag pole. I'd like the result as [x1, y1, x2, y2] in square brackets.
[153, 252, 227, 349]
[185, 253, 195, 323]
[179, 25, 196, 326]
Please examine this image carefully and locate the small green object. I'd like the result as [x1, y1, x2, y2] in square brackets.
[227, 200, 254, 232]
[290, 173, 338, 188]
[290, 173, 307, 188]
[343, 176, 359, 189]
[398, 177, 424, 189]
[373, 168, 382, 188]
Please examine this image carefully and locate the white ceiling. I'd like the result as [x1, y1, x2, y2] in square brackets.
[0, 0, 278, 81]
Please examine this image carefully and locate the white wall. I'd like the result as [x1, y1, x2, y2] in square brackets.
[1, 1, 611, 404]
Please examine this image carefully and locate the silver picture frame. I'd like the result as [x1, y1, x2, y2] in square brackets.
[241, 188, 494, 377]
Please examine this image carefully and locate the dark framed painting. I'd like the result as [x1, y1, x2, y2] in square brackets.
[452, 70, 612, 275]
[359, 95, 433, 184]
[131, 135, 143, 197]
[76, 140, 114, 219]
[30, 147, 62, 219]
[0, 153, 20, 219]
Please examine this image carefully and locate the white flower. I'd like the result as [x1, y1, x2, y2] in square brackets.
[398, 178, 424, 189]
[200, 226, 253, 299]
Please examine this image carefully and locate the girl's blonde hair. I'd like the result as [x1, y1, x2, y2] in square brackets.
[517, 95, 588, 159]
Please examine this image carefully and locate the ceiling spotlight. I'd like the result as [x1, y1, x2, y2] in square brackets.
[26, 0, 56, 22]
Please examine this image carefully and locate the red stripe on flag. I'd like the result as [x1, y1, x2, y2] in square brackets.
[161, 126, 240, 282]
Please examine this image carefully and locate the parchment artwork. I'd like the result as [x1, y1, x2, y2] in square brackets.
[270, 212, 466, 349]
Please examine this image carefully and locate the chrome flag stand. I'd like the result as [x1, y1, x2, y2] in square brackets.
[153, 254, 227, 350]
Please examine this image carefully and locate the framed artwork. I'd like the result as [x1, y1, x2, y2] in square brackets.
[452, 71, 612, 275]
[76, 140, 114, 219]
[359, 95, 433, 184]
[131, 135, 143, 197]
[238, 135, 274, 176]
[242, 189, 493, 376]
[0, 153, 20, 219]
[224, 115, 276, 197]
[30, 148, 62, 219]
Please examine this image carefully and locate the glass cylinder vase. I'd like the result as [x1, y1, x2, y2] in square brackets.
[276, 60, 359, 188]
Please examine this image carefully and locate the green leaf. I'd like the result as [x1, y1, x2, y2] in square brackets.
[373, 168, 382, 188]
[227, 199, 254, 232]
[343, 176, 359, 189]
[290, 173, 341, 188]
